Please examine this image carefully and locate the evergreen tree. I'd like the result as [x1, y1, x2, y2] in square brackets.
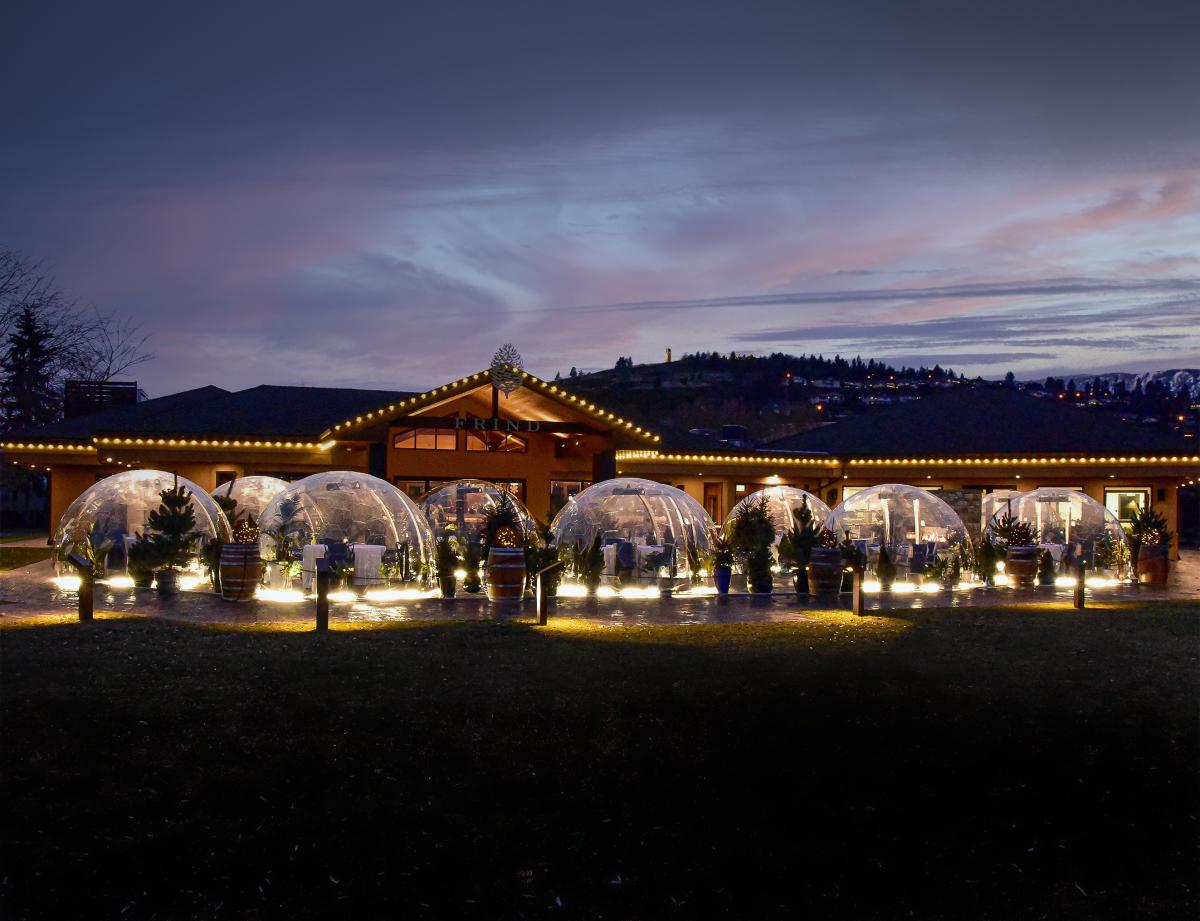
[0, 305, 61, 432]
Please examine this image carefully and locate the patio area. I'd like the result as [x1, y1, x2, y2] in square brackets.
[4, 549, 1197, 628]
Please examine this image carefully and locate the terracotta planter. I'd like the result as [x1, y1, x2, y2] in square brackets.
[219, 543, 262, 601]
[1137, 544, 1170, 585]
[1005, 545, 1039, 588]
[486, 546, 526, 603]
[806, 548, 844, 597]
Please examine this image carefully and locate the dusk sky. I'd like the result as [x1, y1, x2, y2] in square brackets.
[3, 0, 1198, 395]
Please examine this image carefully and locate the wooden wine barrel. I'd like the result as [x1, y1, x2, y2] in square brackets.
[805, 547, 844, 597]
[1137, 545, 1169, 584]
[220, 543, 262, 601]
[486, 547, 526, 603]
[1004, 546, 1039, 588]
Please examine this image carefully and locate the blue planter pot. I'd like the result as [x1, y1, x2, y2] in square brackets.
[714, 565, 732, 595]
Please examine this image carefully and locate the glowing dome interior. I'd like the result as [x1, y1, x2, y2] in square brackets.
[984, 487, 1129, 572]
[209, 475, 289, 525]
[825, 484, 970, 578]
[257, 472, 434, 575]
[724, 486, 832, 547]
[54, 470, 230, 574]
[550, 477, 714, 582]
[420, 479, 537, 547]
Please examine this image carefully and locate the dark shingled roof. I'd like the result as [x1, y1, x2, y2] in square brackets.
[764, 387, 1195, 457]
[8, 385, 415, 441]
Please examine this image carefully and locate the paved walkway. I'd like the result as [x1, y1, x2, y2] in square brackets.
[3, 550, 1197, 627]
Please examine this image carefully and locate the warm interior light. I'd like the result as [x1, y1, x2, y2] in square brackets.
[891, 582, 917, 593]
[103, 575, 135, 589]
[328, 589, 357, 603]
[920, 582, 941, 594]
[862, 579, 882, 592]
[52, 575, 82, 592]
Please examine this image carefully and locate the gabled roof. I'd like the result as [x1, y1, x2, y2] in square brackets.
[5, 385, 414, 442]
[765, 387, 1195, 457]
[325, 367, 664, 446]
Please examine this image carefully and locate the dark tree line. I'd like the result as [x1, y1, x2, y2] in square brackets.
[0, 249, 152, 433]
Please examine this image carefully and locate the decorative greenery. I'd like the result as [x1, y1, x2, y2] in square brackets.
[727, 495, 776, 566]
[461, 538, 483, 593]
[1127, 505, 1171, 549]
[744, 546, 774, 593]
[1038, 549, 1057, 585]
[989, 511, 1039, 548]
[838, 532, 866, 574]
[710, 530, 734, 570]
[126, 535, 165, 586]
[482, 493, 526, 554]
[525, 524, 563, 595]
[146, 475, 199, 570]
[976, 534, 1003, 583]
[577, 534, 604, 593]
[435, 537, 459, 597]
[777, 499, 823, 572]
[875, 545, 897, 586]
[490, 343, 524, 395]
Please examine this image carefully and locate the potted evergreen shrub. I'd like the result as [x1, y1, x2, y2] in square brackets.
[710, 531, 734, 595]
[778, 498, 822, 594]
[578, 534, 604, 596]
[875, 545, 897, 591]
[1128, 506, 1172, 584]
[976, 534, 1002, 586]
[126, 534, 161, 588]
[990, 511, 1039, 587]
[146, 476, 200, 596]
[462, 538, 483, 593]
[728, 495, 776, 594]
[435, 536, 459, 598]
[837, 531, 866, 592]
[1037, 549, 1057, 586]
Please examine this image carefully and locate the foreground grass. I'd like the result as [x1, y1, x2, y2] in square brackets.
[0, 546, 52, 571]
[2, 602, 1198, 920]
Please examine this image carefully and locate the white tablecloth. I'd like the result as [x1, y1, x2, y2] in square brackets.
[351, 543, 385, 587]
[602, 543, 619, 575]
[301, 544, 327, 591]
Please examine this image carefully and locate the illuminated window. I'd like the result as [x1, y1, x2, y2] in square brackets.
[393, 428, 456, 450]
[1104, 488, 1149, 523]
[550, 480, 588, 516]
[465, 428, 527, 453]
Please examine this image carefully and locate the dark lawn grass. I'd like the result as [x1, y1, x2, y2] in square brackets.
[2, 602, 1198, 920]
[0, 547, 52, 571]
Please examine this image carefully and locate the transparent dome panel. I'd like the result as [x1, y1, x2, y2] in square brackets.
[825, 484, 970, 579]
[256, 471, 435, 584]
[724, 486, 832, 547]
[209, 475, 289, 525]
[550, 477, 714, 584]
[54, 469, 231, 575]
[420, 479, 537, 546]
[984, 487, 1129, 574]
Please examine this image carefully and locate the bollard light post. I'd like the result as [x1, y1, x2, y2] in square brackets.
[315, 556, 330, 632]
[66, 552, 94, 622]
[1073, 559, 1087, 610]
[535, 561, 564, 626]
[851, 569, 865, 617]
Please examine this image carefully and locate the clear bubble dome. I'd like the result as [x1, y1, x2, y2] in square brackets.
[984, 487, 1128, 572]
[256, 471, 434, 567]
[825, 484, 971, 576]
[549, 477, 714, 581]
[723, 486, 832, 546]
[209, 475, 289, 525]
[54, 469, 230, 573]
[420, 479, 537, 546]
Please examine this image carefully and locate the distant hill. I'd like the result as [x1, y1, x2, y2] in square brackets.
[554, 352, 960, 442]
